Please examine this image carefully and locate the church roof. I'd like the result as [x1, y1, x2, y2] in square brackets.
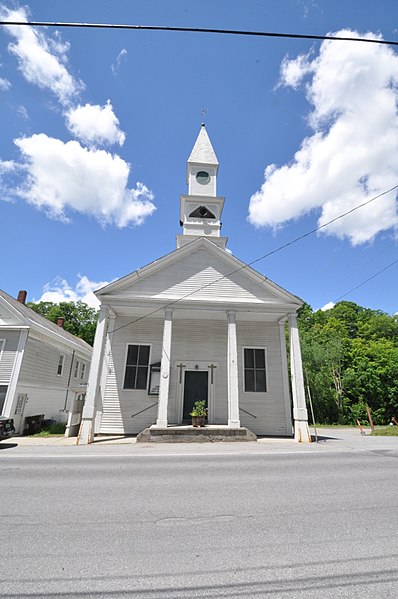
[188, 124, 219, 165]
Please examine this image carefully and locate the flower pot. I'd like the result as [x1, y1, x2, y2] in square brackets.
[192, 415, 206, 427]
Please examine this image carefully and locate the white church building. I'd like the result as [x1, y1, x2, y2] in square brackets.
[79, 125, 311, 444]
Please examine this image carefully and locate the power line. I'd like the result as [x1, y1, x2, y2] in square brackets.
[335, 257, 398, 303]
[111, 184, 398, 334]
[1, 20, 398, 47]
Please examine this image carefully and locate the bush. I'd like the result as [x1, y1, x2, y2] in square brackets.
[33, 421, 66, 436]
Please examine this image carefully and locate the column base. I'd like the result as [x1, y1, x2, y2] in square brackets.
[154, 419, 168, 428]
[228, 419, 241, 429]
[294, 420, 311, 443]
[78, 419, 94, 445]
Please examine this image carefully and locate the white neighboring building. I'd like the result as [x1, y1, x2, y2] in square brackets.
[0, 289, 92, 435]
[79, 125, 310, 443]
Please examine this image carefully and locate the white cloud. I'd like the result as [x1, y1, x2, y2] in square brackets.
[0, 159, 15, 174]
[248, 30, 398, 245]
[112, 48, 128, 75]
[14, 133, 156, 226]
[17, 105, 29, 120]
[320, 301, 335, 312]
[0, 76, 11, 90]
[0, 159, 17, 200]
[37, 275, 110, 309]
[1, 6, 82, 105]
[66, 101, 126, 146]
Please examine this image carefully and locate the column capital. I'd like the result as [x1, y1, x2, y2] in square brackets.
[164, 307, 174, 319]
[226, 310, 237, 321]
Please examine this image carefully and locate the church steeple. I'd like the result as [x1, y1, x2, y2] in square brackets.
[177, 125, 228, 250]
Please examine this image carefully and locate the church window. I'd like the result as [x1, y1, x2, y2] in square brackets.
[196, 170, 210, 185]
[189, 206, 216, 219]
[124, 344, 150, 390]
[243, 348, 267, 392]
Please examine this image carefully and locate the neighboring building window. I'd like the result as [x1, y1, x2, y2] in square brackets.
[80, 362, 86, 381]
[244, 348, 267, 392]
[124, 345, 150, 390]
[0, 339, 5, 363]
[74, 360, 80, 379]
[57, 354, 65, 376]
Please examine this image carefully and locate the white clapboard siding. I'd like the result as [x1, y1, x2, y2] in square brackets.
[16, 337, 90, 418]
[237, 322, 290, 436]
[18, 337, 73, 389]
[16, 384, 67, 420]
[100, 317, 164, 434]
[168, 318, 229, 424]
[0, 331, 19, 383]
[118, 249, 282, 304]
[100, 314, 290, 436]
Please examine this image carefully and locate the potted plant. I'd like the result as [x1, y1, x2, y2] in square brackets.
[190, 400, 207, 427]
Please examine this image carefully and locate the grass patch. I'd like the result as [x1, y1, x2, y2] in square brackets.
[371, 426, 398, 436]
[313, 424, 371, 429]
[33, 422, 66, 436]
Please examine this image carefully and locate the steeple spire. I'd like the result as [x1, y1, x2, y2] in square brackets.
[176, 125, 228, 250]
[187, 124, 219, 167]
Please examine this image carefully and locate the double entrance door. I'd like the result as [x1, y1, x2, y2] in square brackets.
[182, 371, 208, 422]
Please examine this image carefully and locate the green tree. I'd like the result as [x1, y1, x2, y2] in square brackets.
[27, 300, 98, 346]
[298, 300, 398, 425]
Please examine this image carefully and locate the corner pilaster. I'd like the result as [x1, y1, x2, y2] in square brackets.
[78, 305, 109, 444]
[288, 313, 311, 443]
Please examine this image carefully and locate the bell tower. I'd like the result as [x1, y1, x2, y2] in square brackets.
[176, 124, 228, 249]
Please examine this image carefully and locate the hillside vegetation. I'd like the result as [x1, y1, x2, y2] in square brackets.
[298, 301, 398, 425]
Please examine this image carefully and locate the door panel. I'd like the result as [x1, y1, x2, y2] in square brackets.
[183, 371, 208, 421]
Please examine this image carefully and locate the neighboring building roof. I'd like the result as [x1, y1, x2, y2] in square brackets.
[0, 289, 92, 354]
[188, 124, 219, 165]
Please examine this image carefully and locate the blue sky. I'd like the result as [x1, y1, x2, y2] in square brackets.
[1, 0, 398, 314]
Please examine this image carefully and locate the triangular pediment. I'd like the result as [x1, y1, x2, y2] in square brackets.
[98, 238, 301, 309]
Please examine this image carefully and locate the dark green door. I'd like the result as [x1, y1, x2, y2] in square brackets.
[183, 371, 208, 422]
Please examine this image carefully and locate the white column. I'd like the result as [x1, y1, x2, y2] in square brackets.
[278, 319, 293, 436]
[3, 328, 28, 417]
[155, 308, 173, 428]
[78, 305, 109, 445]
[289, 313, 311, 443]
[227, 311, 240, 428]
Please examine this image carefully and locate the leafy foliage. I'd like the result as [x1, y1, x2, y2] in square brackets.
[298, 301, 398, 425]
[27, 300, 98, 346]
[190, 400, 207, 417]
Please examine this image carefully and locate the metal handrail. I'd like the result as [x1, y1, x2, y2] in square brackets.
[239, 407, 257, 419]
[131, 402, 158, 419]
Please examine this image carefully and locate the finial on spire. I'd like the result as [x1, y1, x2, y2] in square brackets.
[201, 108, 207, 126]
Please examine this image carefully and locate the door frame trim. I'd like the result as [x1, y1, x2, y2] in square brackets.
[175, 360, 218, 424]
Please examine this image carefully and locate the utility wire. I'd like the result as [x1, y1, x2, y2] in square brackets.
[1, 20, 397, 47]
[335, 257, 398, 303]
[111, 184, 398, 334]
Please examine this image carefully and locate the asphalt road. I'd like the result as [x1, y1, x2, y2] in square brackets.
[1, 444, 398, 598]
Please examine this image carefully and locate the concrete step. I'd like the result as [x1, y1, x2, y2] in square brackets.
[137, 425, 257, 443]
